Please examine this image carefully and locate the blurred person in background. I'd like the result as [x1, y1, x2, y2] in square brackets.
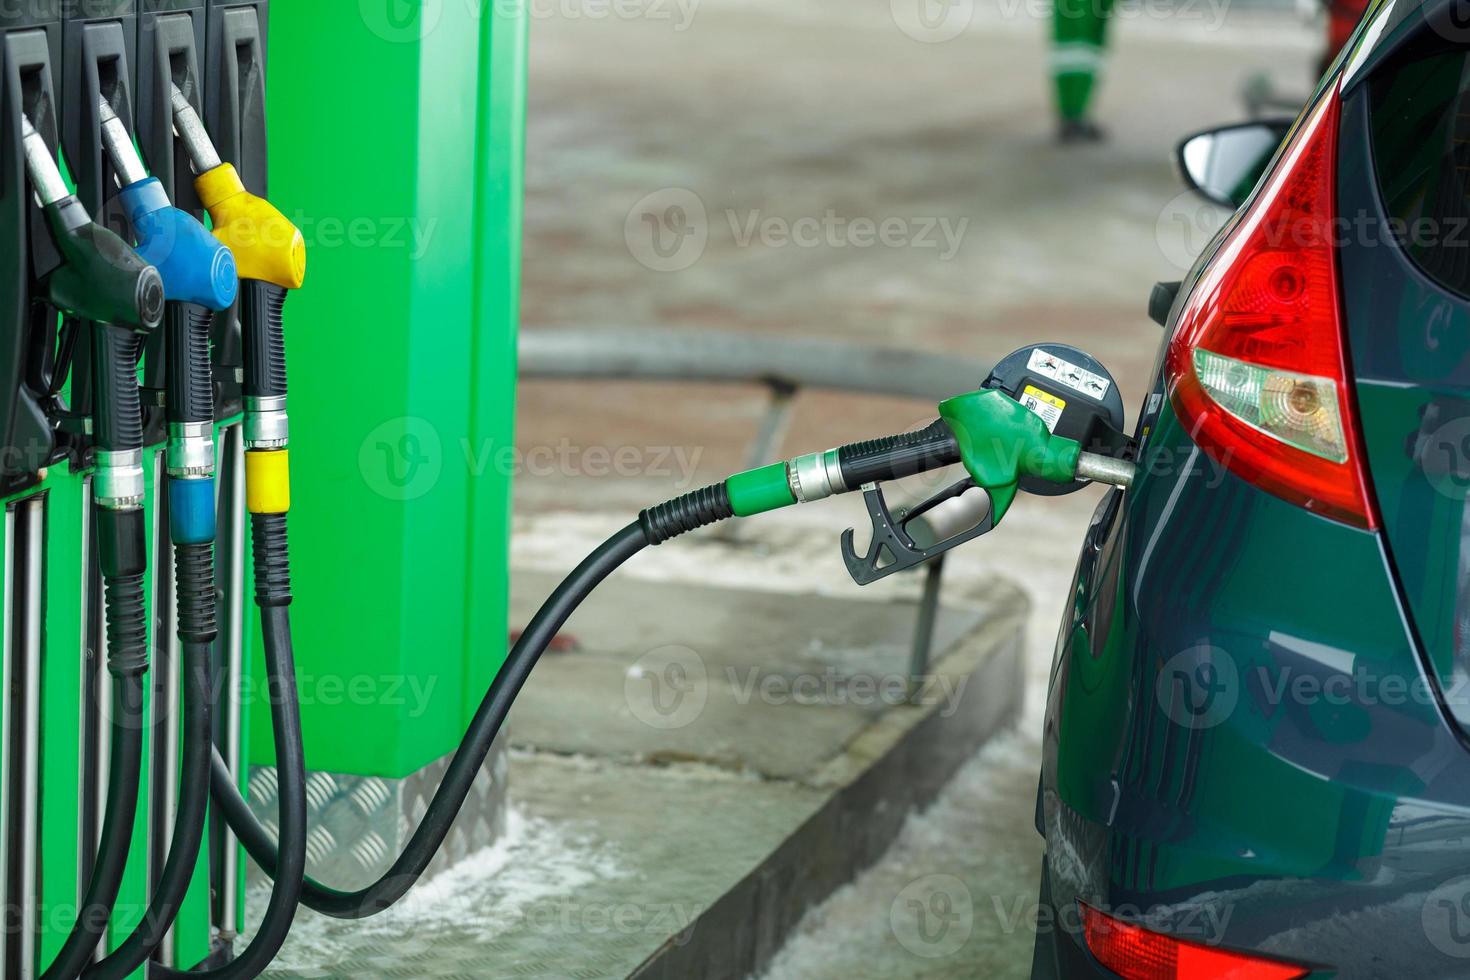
[1053, 0, 1368, 142]
[1052, 0, 1112, 142]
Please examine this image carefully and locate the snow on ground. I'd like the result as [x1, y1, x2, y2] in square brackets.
[257, 807, 630, 975]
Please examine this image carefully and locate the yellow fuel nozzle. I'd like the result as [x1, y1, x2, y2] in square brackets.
[168, 83, 306, 290]
[195, 163, 306, 290]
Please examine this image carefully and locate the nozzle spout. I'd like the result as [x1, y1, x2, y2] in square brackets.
[1076, 452, 1136, 490]
[97, 96, 149, 187]
[169, 84, 222, 174]
[19, 113, 69, 206]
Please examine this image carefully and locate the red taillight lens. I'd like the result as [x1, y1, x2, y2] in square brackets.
[1165, 84, 1379, 529]
[1080, 903, 1310, 980]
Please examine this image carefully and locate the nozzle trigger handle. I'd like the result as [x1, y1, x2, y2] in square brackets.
[840, 478, 995, 586]
[242, 280, 288, 401]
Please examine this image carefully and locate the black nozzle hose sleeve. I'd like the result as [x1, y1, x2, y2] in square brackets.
[167, 306, 216, 425]
[175, 541, 219, 644]
[639, 484, 733, 544]
[242, 281, 287, 401]
[251, 513, 292, 607]
[97, 508, 148, 678]
[94, 325, 145, 453]
[206, 521, 650, 919]
[38, 677, 146, 980]
[837, 419, 961, 488]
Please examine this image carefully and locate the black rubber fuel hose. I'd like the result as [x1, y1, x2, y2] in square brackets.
[151, 515, 306, 980]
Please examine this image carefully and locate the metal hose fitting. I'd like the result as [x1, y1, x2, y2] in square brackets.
[167, 421, 216, 478]
[786, 448, 847, 504]
[94, 449, 146, 511]
[244, 397, 289, 450]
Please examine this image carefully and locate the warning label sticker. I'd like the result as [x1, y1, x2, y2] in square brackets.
[1020, 385, 1066, 433]
[1027, 349, 1111, 400]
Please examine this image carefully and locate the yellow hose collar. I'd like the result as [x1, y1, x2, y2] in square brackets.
[245, 449, 291, 515]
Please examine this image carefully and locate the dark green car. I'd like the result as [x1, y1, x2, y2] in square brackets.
[1031, 1, 1470, 976]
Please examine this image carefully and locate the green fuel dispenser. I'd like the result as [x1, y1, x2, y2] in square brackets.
[259, 0, 527, 781]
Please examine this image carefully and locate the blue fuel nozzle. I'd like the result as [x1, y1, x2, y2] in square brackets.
[120, 177, 239, 312]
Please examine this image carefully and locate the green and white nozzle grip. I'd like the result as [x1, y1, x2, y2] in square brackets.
[728, 388, 1132, 522]
[938, 387, 1081, 524]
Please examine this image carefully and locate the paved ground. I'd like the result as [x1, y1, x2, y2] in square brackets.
[511, 1, 1318, 976]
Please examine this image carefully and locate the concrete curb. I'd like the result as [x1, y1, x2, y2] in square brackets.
[628, 610, 1027, 980]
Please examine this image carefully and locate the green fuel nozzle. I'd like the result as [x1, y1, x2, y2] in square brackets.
[731, 388, 1130, 517]
[639, 387, 1135, 584]
[20, 113, 164, 335]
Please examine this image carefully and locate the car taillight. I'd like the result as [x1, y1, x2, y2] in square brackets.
[1165, 83, 1379, 529]
[1080, 903, 1310, 980]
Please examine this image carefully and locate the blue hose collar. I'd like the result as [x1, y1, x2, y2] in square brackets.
[168, 476, 217, 546]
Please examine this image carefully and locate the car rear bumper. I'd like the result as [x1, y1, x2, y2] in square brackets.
[1030, 856, 1117, 980]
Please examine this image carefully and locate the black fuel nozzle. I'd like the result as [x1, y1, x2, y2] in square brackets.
[20, 113, 164, 334]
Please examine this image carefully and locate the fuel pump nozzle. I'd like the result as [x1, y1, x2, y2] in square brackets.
[168, 82, 303, 506]
[21, 113, 165, 334]
[96, 91, 236, 532]
[691, 387, 1134, 584]
[203, 376, 1137, 937]
[98, 95, 238, 312]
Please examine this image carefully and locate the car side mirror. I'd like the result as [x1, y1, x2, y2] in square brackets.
[1176, 119, 1293, 209]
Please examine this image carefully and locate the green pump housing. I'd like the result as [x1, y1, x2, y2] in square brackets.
[259, 2, 528, 779]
